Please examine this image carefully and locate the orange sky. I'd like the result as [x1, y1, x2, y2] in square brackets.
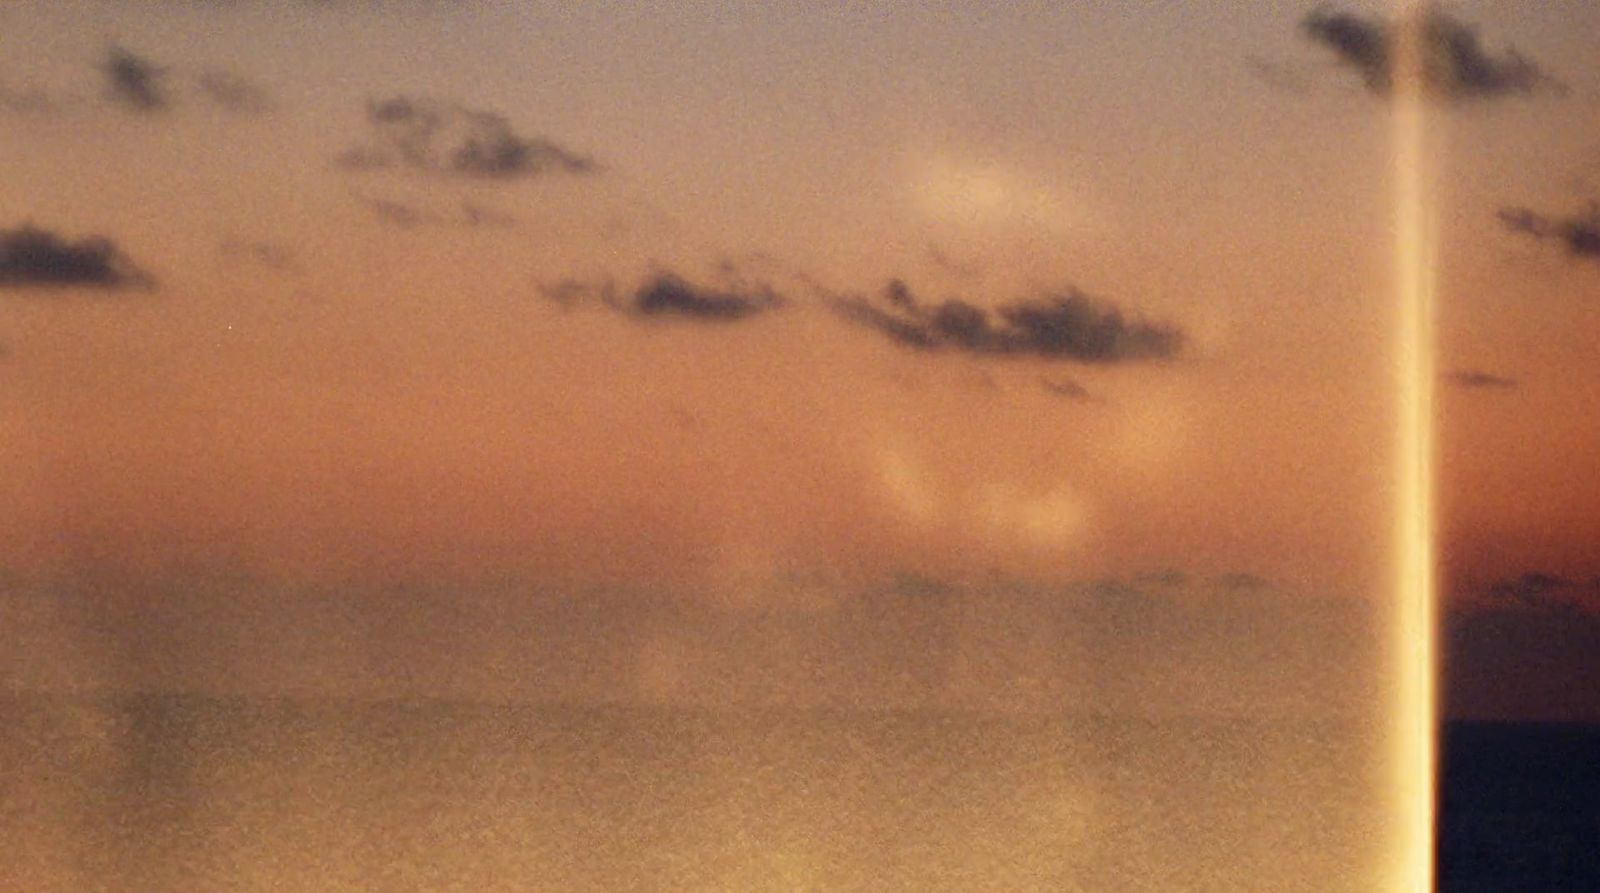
[2, 1, 1598, 715]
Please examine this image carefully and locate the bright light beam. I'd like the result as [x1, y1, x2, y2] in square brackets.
[1390, 4, 1438, 891]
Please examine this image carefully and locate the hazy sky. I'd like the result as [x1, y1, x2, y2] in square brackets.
[2, 1, 1597, 718]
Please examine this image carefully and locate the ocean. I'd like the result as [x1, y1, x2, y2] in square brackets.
[1438, 722, 1600, 891]
[2, 693, 1388, 892]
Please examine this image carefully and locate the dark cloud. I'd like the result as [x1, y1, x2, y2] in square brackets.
[541, 271, 783, 323]
[1498, 205, 1600, 260]
[196, 69, 274, 114]
[101, 45, 170, 112]
[0, 224, 151, 289]
[1299, 8, 1562, 100]
[833, 278, 1183, 364]
[340, 95, 597, 180]
[623, 273, 783, 321]
[1446, 369, 1519, 391]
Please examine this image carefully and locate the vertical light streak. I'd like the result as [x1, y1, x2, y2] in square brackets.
[1391, 3, 1438, 891]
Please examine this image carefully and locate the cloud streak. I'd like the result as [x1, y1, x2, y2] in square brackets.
[1299, 8, 1562, 100]
[833, 279, 1182, 364]
[543, 271, 784, 323]
[340, 95, 597, 181]
[95, 46, 273, 116]
[1039, 376, 1100, 403]
[1498, 205, 1600, 261]
[0, 224, 151, 289]
[1446, 369, 1519, 391]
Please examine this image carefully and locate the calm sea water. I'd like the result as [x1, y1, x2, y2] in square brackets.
[1438, 723, 1600, 891]
[2, 694, 1384, 892]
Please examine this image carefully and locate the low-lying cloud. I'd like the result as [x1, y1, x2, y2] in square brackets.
[834, 279, 1182, 364]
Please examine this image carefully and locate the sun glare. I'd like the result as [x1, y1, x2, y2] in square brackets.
[1390, 3, 1439, 890]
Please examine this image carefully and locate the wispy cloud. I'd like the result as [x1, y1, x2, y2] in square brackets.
[833, 279, 1183, 364]
[219, 238, 299, 273]
[96, 45, 273, 116]
[357, 195, 435, 229]
[542, 271, 784, 323]
[0, 224, 152, 289]
[354, 194, 518, 229]
[339, 95, 597, 181]
[196, 69, 274, 114]
[461, 202, 517, 228]
[1215, 572, 1272, 593]
[926, 243, 985, 280]
[1445, 369, 1519, 391]
[0, 77, 62, 117]
[1299, 8, 1562, 100]
[1243, 54, 1316, 96]
[1498, 204, 1600, 261]
[1039, 376, 1101, 403]
[102, 45, 170, 112]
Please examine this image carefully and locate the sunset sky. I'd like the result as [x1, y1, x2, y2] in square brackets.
[2, 1, 1597, 719]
